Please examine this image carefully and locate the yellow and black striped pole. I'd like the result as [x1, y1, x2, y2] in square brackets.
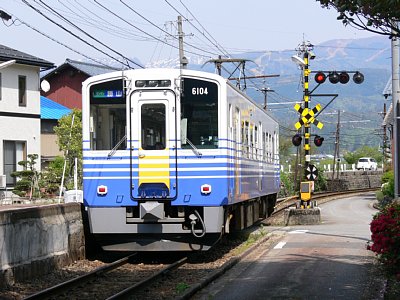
[302, 51, 311, 208]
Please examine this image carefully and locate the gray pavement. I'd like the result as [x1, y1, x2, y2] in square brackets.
[194, 192, 381, 300]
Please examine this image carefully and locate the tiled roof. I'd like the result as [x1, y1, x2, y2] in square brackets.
[66, 59, 120, 76]
[42, 58, 119, 79]
[0, 44, 54, 68]
[41, 96, 71, 120]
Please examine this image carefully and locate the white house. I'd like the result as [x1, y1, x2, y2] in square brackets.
[0, 44, 54, 188]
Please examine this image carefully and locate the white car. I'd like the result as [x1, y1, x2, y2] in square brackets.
[356, 157, 378, 170]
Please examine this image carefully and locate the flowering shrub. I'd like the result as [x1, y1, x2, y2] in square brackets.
[369, 203, 400, 274]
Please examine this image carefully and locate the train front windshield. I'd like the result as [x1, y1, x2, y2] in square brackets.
[181, 78, 219, 149]
[89, 79, 126, 151]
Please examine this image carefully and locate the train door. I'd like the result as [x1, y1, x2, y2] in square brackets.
[130, 90, 177, 200]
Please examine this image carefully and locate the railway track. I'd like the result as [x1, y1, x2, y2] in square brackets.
[274, 187, 378, 214]
[24, 254, 188, 300]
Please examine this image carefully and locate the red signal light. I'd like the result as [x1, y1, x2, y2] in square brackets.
[314, 72, 326, 84]
[314, 135, 324, 147]
[292, 134, 302, 147]
[339, 72, 350, 84]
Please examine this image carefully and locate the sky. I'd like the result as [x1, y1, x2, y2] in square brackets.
[0, 0, 378, 67]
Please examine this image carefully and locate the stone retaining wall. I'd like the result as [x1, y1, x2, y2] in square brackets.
[326, 171, 382, 191]
[0, 203, 85, 287]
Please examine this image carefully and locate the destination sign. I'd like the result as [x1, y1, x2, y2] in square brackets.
[92, 89, 123, 98]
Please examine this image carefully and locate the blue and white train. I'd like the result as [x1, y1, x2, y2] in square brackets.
[82, 68, 280, 251]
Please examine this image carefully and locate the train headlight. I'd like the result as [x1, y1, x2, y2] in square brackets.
[201, 184, 212, 195]
[97, 185, 108, 196]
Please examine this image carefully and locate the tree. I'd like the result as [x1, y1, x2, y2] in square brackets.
[343, 145, 383, 164]
[40, 156, 65, 196]
[53, 109, 82, 190]
[11, 154, 40, 198]
[317, 0, 400, 37]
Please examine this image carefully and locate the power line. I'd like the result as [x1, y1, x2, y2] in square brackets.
[4, 9, 116, 69]
[20, 0, 135, 68]
[57, 0, 153, 42]
[33, 0, 144, 68]
[120, 0, 219, 57]
[92, 0, 213, 59]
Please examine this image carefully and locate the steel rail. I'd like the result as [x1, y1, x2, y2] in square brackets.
[24, 253, 137, 299]
[273, 187, 378, 214]
[106, 256, 188, 300]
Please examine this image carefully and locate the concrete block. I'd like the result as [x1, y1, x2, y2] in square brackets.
[0, 203, 85, 287]
[284, 207, 321, 226]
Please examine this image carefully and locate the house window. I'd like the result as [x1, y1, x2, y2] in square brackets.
[18, 75, 26, 106]
[3, 141, 26, 186]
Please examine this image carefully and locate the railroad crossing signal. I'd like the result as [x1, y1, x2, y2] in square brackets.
[292, 133, 302, 147]
[314, 135, 324, 147]
[305, 164, 318, 181]
[294, 103, 324, 130]
[314, 71, 364, 85]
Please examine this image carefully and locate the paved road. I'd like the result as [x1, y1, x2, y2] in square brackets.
[195, 192, 379, 299]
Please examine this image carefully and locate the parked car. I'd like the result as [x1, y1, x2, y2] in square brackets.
[356, 157, 378, 170]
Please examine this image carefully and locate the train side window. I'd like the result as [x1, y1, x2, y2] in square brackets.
[181, 77, 218, 149]
[89, 79, 126, 151]
[242, 121, 249, 158]
[263, 132, 267, 162]
[254, 125, 258, 160]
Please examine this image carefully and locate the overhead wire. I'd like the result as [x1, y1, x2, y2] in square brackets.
[32, 0, 144, 68]
[57, 0, 153, 41]
[92, 0, 213, 59]
[3, 9, 116, 69]
[119, 0, 219, 57]
[20, 0, 137, 68]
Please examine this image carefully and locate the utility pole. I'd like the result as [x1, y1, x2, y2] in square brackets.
[332, 110, 341, 180]
[260, 87, 274, 110]
[177, 16, 188, 69]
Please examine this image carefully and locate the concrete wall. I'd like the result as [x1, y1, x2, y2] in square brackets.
[326, 171, 382, 191]
[0, 203, 85, 286]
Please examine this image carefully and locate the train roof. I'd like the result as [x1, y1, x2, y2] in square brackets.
[82, 68, 224, 85]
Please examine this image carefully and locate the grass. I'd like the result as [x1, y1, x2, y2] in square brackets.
[176, 282, 190, 294]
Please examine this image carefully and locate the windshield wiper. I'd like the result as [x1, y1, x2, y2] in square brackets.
[108, 135, 127, 157]
[186, 138, 202, 157]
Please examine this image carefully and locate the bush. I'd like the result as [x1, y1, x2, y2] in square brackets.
[279, 171, 295, 197]
[382, 171, 394, 199]
[368, 203, 400, 275]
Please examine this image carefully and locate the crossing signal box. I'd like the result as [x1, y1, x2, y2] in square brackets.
[314, 135, 324, 147]
[300, 181, 312, 201]
[292, 134, 302, 147]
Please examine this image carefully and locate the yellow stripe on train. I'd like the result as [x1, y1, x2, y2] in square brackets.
[139, 155, 170, 189]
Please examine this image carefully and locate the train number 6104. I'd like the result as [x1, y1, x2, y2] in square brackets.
[192, 87, 208, 95]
